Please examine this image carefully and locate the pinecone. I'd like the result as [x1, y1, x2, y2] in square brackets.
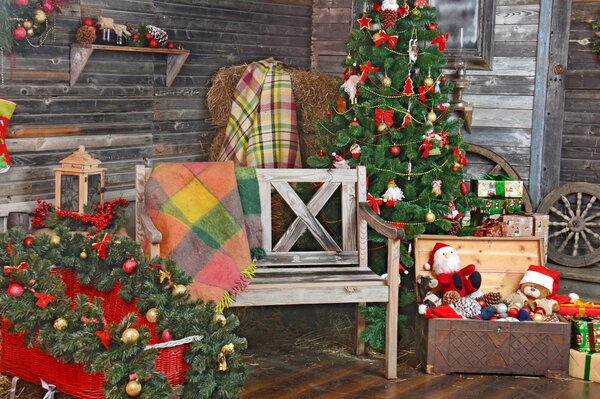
[447, 220, 461, 235]
[76, 25, 96, 45]
[381, 10, 398, 30]
[484, 292, 502, 306]
[443, 290, 461, 306]
[455, 297, 482, 319]
[147, 25, 168, 47]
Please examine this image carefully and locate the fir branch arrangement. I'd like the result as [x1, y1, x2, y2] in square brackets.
[593, 20, 600, 60]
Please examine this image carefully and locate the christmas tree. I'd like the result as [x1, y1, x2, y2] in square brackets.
[308, 0, 469, 347]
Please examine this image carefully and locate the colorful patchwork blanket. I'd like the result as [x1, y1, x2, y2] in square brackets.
[217, 58, 302, 168]
[144, 162, 260, 311]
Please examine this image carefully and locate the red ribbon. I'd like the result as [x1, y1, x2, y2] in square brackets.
[419, 140, 433, 158]
[367, 193, 383, 215]
[418, 86, 428, 101]
[454, 146, 468, 166]
[3, 262, 27, 275]
[432, 33, 449, 51]
[360, 61, 379, 82]
[337, 97, 346, 112]
[34, 292, 56, 309]
[388, 221, 406, 229]
[95, 330, 111, 349]
[92, 233, 111, 260]
[375, 108, 394, 128]
[374, 31, 399, 49]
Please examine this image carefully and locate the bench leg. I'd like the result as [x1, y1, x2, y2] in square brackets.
[385, 237, 400, 379]
[355, 302, 366, 356]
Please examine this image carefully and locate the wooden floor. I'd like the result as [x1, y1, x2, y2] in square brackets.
[242, 348, 599, 399]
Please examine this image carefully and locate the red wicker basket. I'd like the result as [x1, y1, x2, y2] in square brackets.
[0, 269, 196, 398]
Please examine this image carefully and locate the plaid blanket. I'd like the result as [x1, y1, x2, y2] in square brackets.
[217, 58, 302, 168]
[145, 162, 259, 311]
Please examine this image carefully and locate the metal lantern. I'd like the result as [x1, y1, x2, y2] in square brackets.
[54, 145, 106, 213]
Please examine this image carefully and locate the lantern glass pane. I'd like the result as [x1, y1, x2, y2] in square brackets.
[60, 174, 79, 211]
[87, 174, 102, 205]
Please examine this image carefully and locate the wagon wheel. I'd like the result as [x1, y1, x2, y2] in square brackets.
[537, 183, 600, 267]
[467, 144, 533, 213]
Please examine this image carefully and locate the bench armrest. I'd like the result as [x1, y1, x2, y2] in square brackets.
[358, 202, 404, 240]
[140, 210, 162, 245]
[136, 199, 162, 259]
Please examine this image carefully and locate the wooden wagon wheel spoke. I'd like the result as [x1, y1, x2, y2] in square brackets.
[560, 195, 576, 219]
[537, 182, 600, 267]
[580, 196, 597, 219]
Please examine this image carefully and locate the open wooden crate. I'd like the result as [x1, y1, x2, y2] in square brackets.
[414, 235, 570, 378]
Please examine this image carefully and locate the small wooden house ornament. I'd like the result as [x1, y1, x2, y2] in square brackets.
[54, 145, 106, 213]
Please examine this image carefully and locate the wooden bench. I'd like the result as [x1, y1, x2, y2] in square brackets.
[135, 165, 404, 379]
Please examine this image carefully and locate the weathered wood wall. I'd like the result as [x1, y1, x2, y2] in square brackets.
[311, 0, 354, 75]
[560, 0, 600, 184]
[0, 0, 312, 223]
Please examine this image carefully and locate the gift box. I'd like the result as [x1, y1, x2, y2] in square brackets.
[572, 319, 600, 352]
[502, 214, 534, 237]
[569, 349, 600, 383]
[473, 175, 524, 198]
[474, 219, 506, 237]
[560, 301, 600, 318]
[534, 214, 549, 262]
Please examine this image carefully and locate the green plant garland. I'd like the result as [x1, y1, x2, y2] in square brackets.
[0, 220, 247, 398]
[593, 20, 600, 59]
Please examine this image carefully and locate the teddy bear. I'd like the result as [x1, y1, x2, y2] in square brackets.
[417, 274, 442, 315]
[506, 265, 560, 316]
[424, 242, 482, 298]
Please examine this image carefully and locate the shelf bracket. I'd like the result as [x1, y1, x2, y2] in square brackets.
[166, 53, 189, 87]
[70, 46, 95, 87]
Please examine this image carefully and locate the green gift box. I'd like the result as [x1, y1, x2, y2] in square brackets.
[570, 349, 600, 383]
[573, 319, 600, 352]
[473, 174, 524, 198]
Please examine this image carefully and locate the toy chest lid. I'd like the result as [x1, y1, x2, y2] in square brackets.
[414, 235, 544, 302]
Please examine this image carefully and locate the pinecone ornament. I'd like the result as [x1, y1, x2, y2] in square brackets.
[447, 220, 461, 235]
[484, 292, 502, 306]
[382, 10, 398, 30]
[76, 25, 96, 45]
[455, 297, 482, 319]
[147, 25, 168, 47]
[442, 290, 461, 306]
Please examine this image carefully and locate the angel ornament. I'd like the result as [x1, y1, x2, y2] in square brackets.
[342, 75, 362, 104]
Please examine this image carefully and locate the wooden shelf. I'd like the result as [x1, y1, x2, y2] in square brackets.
[70, 44, 190, 87]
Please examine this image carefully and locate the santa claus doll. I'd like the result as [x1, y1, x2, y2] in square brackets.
[424, 242, 482, 298]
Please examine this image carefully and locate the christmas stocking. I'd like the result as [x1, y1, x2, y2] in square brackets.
[0, 98, 16, 173]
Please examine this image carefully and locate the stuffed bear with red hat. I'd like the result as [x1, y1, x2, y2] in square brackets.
[424, 242, 482, 298]
[506, 265, 561, 315]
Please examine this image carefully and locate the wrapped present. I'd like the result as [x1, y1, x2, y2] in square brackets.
[534, 214, 549, 262]
[472, 174, 524, 198]
[505, 198, 524, 213]
[471, 198, 523, 218]
[569, 349, 600, 383]
[474, 219, 506, 237]
[560, 300, 600, 318]
[572, 319, 600, 352]
[502, 214, 534, 237]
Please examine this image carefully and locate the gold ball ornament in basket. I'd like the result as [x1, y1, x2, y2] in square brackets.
[172, 283, 187, 296]
[53, 317, 68, 331]
[382, 75, 392, 87]
[146, 308, 159, 324]
[126, 379, 142, 397]
[34, 10, 47, 24]
[121, 328, 140, 344]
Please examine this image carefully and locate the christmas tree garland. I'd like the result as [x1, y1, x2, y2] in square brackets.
[0, 207, 247, 398]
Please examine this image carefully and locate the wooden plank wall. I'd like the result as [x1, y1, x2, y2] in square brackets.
[311, 0, 354, 75]
[560, 0, 600, 184]
[0, 0, 312, 221]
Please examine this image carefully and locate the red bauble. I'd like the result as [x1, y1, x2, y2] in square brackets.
[13, 26, 27, 41]
[534, 307, 546, 315]
[441, 75, 447, 83]
[161, 329, 172, 342]
[82, 18, 95, 27]
[133, 33, 140, 40]
[145, 32, 153, 40]
[427, 23, 437, 31]
[488, 316, 498, 321]
[507, 308, 519, 318]
[41, 1, 54, 13]
[477, 299, 486, 308]
[385, 199, 395, 208]
[460, 181, 468, 196]
[167, 42, 175, 49]
[452, 165, 459, 172]
[149, 39, 158, 48]
[318, 149, 325, 157]
[351, 153, 360, 159]
[7, 282, 25, 297]
[15, 0, 28, 6]
[122, 259, 137, 275]
[23, 236, 34, 247]
[389, 144, 401, 157]
[350, 118, 360, 126]
[325, 109, 331, 116]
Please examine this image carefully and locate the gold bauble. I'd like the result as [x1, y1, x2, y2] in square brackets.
[423, 76, 434, 88]
[346, 53, 352, 61]
[146, 308, 159, 324]
[34, 10, 47, 24]
[372, 32, 382, 42]
[23, 20, 32, 29]
[53, 317, 68, 331]
[80, 250, 88, 260]
[221, 343, 235, 354]
[412, 8, 421, 17]
[27, 28, 35, 37]
[125, 380, 142, 397]
[532, 313, 544, 322]
[49, 235, 61, 246]
[427, 110, 437, 122]
[172, 284, 187, 296]
[382, 76, 392, 87]
[377, 122, 387, 132]
[212, 313, 227, 326]
[121, 328, 140, 344]
[424, 211, 436, 223]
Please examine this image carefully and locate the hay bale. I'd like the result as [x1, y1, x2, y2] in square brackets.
[206, 63, 341, 162]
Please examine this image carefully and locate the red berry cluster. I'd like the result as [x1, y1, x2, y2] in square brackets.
[31, 199, 53, 228]
[55, 198, 128, 231]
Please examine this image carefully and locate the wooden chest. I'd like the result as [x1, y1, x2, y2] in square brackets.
[414, 235, 571, 378]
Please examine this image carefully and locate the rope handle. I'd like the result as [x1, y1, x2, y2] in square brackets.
[145, 335, 203, 350]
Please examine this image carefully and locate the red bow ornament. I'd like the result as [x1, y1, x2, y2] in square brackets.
[398, 2, 410, 17]
[34, 292, 56, 309]
[92, 233, 111, 260]
[454, 146, 468, 166]
[95, 330, 111, 349]
[418, 86, 429, 101]
[432, 33, 449, 51]
[375, 108, 394, 128]
[367, 193, 383, 215]
[360, 61, 379, 82]
[3, 261, 27, 275]
[337, 97, 346, 113]
[373, 31, 399, 49]
[419, 140, 433, 158]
